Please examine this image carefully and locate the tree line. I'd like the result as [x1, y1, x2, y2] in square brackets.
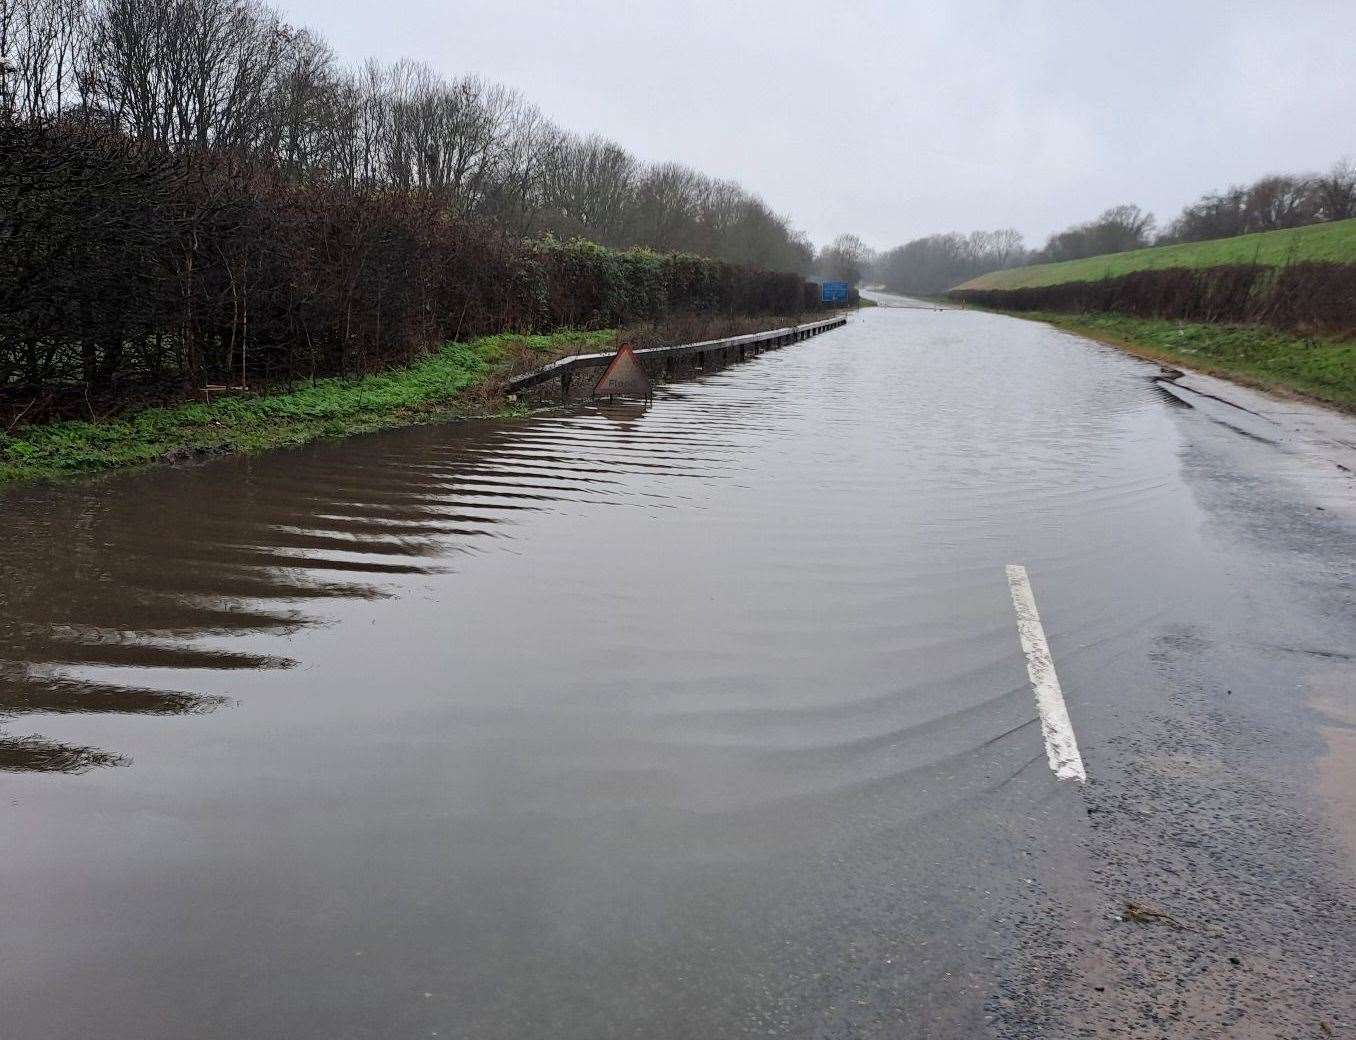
[1159, 161, 1356, 244]
[873, 158, 1356, 294]
[0, 0, 813, 270]
[0, 0, 829, 415]
[0, 121, 817, 407]
[873, 229, 1027, 296]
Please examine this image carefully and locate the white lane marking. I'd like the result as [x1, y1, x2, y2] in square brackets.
[1005, 564, 1087, 783]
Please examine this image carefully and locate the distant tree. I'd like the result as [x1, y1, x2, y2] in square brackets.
[816, 233, 872, 284]
[874, 227, 1027, 294]
[1097, 204, 1156, 249]
[1311, 159, 1356, 223]
[1161, 161, 1354, 245]
[967, 227, 1026, 269]
[1039, 204, 1154, 263]
[1241, 174, 1319, 232]
[1159, 186, 1248, 243]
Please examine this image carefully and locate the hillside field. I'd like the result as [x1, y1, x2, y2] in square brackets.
[956, 217, 1356, 290]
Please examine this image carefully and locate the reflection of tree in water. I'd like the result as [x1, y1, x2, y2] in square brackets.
[0, 409, 724, 772]
[0, 670, 230, 772]
[0, 737, 128, 774]
[0, 492, 407, 773]
[0, 443, 450, 772]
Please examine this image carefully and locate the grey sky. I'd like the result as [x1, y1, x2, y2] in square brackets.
[277, 0, 1356, 251]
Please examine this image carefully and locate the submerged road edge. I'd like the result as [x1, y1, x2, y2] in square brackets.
[1005, 564, 1088, 783]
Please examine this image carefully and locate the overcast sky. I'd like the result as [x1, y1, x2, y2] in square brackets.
[276, 0, 1355, 252]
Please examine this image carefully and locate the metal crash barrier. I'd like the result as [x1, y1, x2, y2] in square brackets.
[504, 316, 849, 400]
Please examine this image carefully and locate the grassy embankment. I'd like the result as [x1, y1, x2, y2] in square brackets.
[954, 219, 1356, 410]
[1024, 312, 1356, 411]
[957, 217, 1356, 291]
[0, 330, 614, 485]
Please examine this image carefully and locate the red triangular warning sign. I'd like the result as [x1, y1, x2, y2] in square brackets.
[592, 344, 651, 399]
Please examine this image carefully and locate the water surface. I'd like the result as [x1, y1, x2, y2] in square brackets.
[2, 303, 1208, 1037]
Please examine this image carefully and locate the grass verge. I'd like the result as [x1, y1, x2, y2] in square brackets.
[0, 330, 614, 485]
[1017, 312, 1356, 412]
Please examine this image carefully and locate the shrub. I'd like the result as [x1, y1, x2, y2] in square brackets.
[949, 262, 1356, 335]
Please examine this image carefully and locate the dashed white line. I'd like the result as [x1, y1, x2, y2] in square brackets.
[1005, 564, 1087, 783]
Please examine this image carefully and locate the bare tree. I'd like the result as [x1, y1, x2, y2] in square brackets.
[631, 162, 708, 253]
[1312, 159, 1356, 223]
[81, 0, 287, 150]
[262, 25, 343, 177]
[538, 133, 639, 245]
[816, 233, 872, 284]
[1, 0, 88, 122]
[1242, 175, 1318, 232]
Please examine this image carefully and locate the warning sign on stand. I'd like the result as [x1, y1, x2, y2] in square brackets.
[592, 344, 651, 399]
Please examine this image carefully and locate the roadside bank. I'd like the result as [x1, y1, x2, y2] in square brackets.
[0, 331, 613, 485]
[0, 312, 854, 486]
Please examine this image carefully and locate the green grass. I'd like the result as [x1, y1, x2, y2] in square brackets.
[957, 217, 1356, 290]
[1023, 312, 1356, 411]
[0, 329, 615, 484]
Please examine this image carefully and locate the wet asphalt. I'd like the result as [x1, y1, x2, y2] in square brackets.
[1, 295, 1353, 1038]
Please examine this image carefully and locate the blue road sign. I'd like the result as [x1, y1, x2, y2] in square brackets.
[820, 281, 850, 303]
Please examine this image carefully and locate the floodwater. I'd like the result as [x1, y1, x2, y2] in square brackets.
[2, 298, 1352, 1038]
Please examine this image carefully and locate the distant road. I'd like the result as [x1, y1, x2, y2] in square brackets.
[861, 287, 958, 309]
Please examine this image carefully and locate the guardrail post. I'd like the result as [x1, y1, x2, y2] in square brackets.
[561, 370, 573, 402]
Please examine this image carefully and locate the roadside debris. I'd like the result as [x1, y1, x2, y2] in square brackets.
[1120, 901, 1186, 930]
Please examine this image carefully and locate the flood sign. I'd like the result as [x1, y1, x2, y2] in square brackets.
[593, 344, 651, 399]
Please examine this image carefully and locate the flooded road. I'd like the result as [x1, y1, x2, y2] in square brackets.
[3, 298, 1354, 1038]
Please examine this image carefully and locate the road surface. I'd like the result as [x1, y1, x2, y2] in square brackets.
[1, 293, 1352, 1038]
